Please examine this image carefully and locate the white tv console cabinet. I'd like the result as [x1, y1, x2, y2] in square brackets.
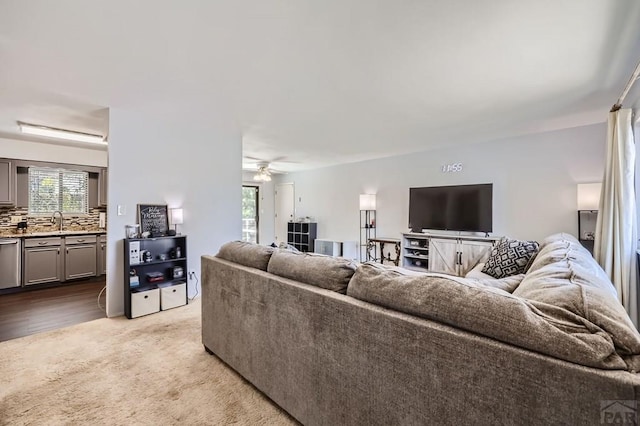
[401, 233, 501, 276]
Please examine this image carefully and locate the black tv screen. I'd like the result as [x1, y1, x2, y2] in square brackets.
[409, 184, 493, 233]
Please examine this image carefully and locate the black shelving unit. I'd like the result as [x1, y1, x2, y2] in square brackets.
[124, 235, 188, 319]
[578, 210, 597, 255]
[360, 209, 376, 262]
[287, 222, 317, 252]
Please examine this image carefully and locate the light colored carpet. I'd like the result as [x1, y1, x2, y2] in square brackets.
[0, 299, 296, 425]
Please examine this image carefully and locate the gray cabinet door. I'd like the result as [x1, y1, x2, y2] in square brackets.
[24, 246, 62, 285]
[98, 168, 108, 206]
[429, 238, 458, 275]
[0, 159, 14, 205]
[65, 244, 97, 280]
[459, 240, 494, 276]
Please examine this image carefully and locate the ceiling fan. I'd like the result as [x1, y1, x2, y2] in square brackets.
[253, 163, 274, 182]
[243, 156, 292, 181]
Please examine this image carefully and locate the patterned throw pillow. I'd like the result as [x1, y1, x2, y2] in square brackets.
[481, 237, 539, 279]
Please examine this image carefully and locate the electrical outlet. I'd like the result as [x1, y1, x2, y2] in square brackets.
[10, 216, 22, 224]
[189, 270, 196, 280]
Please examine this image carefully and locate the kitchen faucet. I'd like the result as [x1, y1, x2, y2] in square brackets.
[51, 211, 64, 231]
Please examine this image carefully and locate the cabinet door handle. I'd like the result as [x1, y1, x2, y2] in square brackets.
[144, 295, 149, 299]
[57, 249, 60, 255]
[172, 289, 177, 293]
[66, 249, 69, 254]
[38, 241, 48, 245]
[76, 239, 85, 242]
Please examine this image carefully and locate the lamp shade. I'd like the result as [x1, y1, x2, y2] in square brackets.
[170, 208, 184, 225]
[577, 183, 601, 210]
[359, 194, 376, 210]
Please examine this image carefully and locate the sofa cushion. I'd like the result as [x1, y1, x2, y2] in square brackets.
[267, 250, 357, 293]
[347, 262, 640, 370]
[512, 233, 640, 360]
[216, 241, 275, 271]
[481, 237, 539, 278]
[366, 262, 524, 293]
[464, 263, 524, 293]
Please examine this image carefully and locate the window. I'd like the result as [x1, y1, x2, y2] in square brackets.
[28, 167, 89, 215]
[242, 185, 259, 243]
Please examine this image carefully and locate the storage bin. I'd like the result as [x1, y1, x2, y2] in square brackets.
[160, 283, 187, 310]
[131, 288, 160, 318]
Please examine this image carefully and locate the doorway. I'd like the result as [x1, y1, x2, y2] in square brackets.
[242, 185, 259, 243]
[274, 183, 294, 244]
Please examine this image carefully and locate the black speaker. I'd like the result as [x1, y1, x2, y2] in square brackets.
[166, 229, 177, 236]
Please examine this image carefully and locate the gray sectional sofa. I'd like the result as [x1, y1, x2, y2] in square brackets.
[201, 234, 640, 425]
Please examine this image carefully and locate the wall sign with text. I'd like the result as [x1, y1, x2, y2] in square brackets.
[441, 163, 463, 173]
[137, 204, 169, 235]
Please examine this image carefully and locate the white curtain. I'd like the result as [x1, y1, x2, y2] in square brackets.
[594, 108, 638, 327]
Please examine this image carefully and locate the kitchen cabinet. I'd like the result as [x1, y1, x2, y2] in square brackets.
[64, 235, 97, 280]
[23, 237, 63, 285]
[98, 168, 108, 206]
[0, 159, 15, 206]
[97, 235, 107, 275]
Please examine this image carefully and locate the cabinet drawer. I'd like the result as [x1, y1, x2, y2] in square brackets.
[160, 283, 187, 310]
[131, 289, 160, 318]
[65, 235, 97, 245]
[25, 237, 62, 248]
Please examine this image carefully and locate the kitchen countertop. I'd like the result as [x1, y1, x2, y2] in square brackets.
[0, 230, 107, 238]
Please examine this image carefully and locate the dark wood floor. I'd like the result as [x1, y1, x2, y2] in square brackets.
[0, 279, 106, 342]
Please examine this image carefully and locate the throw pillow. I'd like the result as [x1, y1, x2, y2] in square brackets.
[481, 237, 539, 279]
[216, 241, 275, 271]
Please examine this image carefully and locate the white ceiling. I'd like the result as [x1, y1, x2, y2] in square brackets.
[1, 1, 639, 171]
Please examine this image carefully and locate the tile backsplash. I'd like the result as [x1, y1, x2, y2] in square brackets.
[0, 206, 107, 233]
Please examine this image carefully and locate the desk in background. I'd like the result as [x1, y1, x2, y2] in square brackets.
[367, 237, 401, 266]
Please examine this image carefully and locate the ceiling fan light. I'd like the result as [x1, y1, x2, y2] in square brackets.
[253, 171, 272, 182]
[18, 121, 107, 145]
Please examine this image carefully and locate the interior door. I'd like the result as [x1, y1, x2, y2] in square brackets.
[274, 183, 294, 244]
[428, 238, 458, 275]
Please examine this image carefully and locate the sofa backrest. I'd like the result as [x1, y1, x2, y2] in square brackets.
[348, 253, 640, 371]
[216, 241, 275, 271]
[512, 233, 640, 365]
[267, 249, 357, 293]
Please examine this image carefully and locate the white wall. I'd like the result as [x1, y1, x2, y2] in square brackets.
[106, 103, 241, 317]
[0, 137, 108, 166]
[242, 171, 275, 245]
[276, 123, 606, 243]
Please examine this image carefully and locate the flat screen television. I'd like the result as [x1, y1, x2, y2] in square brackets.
[408, 183, 493, 233]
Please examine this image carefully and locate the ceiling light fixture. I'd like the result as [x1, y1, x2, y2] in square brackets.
[18, 121, 107, 145]
[253, 166, 272, 182]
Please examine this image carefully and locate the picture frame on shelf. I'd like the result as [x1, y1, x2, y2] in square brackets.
[137, 204, 169, 236]
[125, 224, 140, 239]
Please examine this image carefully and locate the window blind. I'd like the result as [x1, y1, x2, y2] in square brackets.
[28, 167, 89, 215]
